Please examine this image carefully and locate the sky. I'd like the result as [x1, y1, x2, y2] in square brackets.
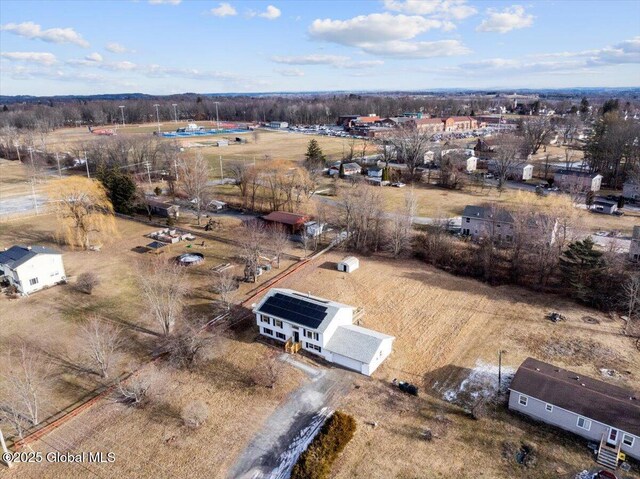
[0, 0, 639, 96]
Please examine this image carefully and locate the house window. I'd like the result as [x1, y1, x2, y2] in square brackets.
[465, 218, 470, 223]
[518, 395, 528, 406]
[274, 319, 283, 328]
[260, 316, 270, 324]
[577, 417, 591, 430]
[623, 434, 634, 447]
[262, 328, 273, 336]
[275, 332, 286, 341]
[545, 404, 553, 412]
[29, 278, 39, 286]
[305, 330, 319, 341]
[305, 342, 321, 352]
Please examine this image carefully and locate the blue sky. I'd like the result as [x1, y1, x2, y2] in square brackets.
[1, 0, 639, 95]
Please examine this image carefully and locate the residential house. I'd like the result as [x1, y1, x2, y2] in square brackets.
[262, 211, 310, 235]
[367, 167, 383, 178]
[592, 198, 618, 215]
[254, 288, 394, 376]
[623, 180, 640, 202]
[0, 245, 66, 295]
[487, 162, 534, 181]
[465, 156, 477, 172]
[461, 205, 515, 242]
[339, 162, 362, 176]
[630, 226, 640, 262]
[146, 200, 180, 219]
[554, 169, 603, 192]
[509, 357, 639, 463]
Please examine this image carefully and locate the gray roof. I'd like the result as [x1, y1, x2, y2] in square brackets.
[462, 205, 514, 223]
[593, 198, 617, 206]
[0, 245, 60, 270]
[324, 324, 394, 364]
[254, 288, 354, 333]
[555, 169, 602, 178]
[510, 358, 640, 436]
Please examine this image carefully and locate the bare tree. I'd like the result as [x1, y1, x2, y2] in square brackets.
[76, 271, 100, 295]
[521, 117, 553, 155]
[178, 152, 211, 225]
[213, 269, 238, 310]
[80, 316, 122, 379]
[160, 321, 214, 369]
[182, 400, 209, 428]
[0, 346, 51, 429]
[115, 368, 161, 408]
[492, 134, 527, 191]
[622, 273, 640, 335]
[267, 225, 289, 268]
[239, 220, 267, 282]
[389, 190, 416, 257]
[137, 259, 188, 335]
[388, 124, 430, 181]
[251, 350, 283, 388]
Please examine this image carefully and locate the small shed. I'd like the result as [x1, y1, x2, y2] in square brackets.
[592, 198, 618, 215]
[338, 256, 359, 273]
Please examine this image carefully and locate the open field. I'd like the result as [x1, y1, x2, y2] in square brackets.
[253, 251, 640, 478]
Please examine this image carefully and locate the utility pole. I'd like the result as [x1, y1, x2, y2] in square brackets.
[145, 161, 152, 186]
[214, 101, 220, 129]
[14, 142, 21, 162]
[174, 157, 179, 182]
[31, 177, 39, 215]
[119, 105, 125, 126]
[0, 427, 13, 468]
[172, 103, 178, 123]
[153, 104, 161, 133]
[84, 151, 90, 179]
[219, 155, 223, 180]
[55, 152, 62, 177]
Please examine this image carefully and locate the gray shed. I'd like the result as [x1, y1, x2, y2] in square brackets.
[338, 256, 359, 273]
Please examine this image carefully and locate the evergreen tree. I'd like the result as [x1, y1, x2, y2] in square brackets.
[579, 97, 589, 114]
[382, 167, 390, 182]
[339, 162, 345, 178]
[560, 238, 604, 304]
[585, 190, 595, 209]
[96, 166, 138, 215]
[304, 139, 326, 169]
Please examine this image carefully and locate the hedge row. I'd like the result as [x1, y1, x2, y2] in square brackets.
[291, 411, 356, 479]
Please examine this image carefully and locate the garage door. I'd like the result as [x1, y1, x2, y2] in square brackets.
[331, 353, 364, 373]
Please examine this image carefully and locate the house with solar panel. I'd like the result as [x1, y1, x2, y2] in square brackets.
[0, 245, 66, 295]
[253, 288, 394, 376]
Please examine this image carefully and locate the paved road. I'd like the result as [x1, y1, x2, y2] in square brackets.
[227, 357, 352, 479]
[0, 193, 47, 216]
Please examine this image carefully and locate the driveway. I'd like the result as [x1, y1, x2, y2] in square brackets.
[227, 356, 352, 479]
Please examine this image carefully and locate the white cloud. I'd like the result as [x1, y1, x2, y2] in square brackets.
[275, 68, 304, 77]
[259, 5, 281, 20]
[85, 52, 103, 62]
[309, 13, 453, 46]
[1, 51, 57, 66]
[477, 5, 534, 33]
[383, 0, 477, 20]
[148, 0, 181, 5]
[105, 42, 131, 54]
[587, 36, 640, 65]
[272, 54, 350, 65]
[0, 22, 89, 47]
[359, 39, 470, 58]
[210, 2, 237, 17]
[103, 61, 138, 71]
[271, 54, 384, 69]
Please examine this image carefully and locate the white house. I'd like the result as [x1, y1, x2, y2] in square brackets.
[268, 121, 288, 129]
[0, 245, 66, 295]
[465, 156, 477, 172]
[554, 169, 603, 192]
[254, 288, 394, 376]
[630, 226, 640, 263]
[487, 162, 534, 181]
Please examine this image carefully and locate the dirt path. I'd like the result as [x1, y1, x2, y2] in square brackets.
[228, 359, 353, 479]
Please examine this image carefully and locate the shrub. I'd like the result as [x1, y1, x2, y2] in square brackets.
[76, 272, 100, 294]
[154, 186, 162, 196]
[181, 400, 209, 428]
[291, 411, 356, 479]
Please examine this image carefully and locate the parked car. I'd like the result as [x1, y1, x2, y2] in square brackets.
[391, 182, 406, 188]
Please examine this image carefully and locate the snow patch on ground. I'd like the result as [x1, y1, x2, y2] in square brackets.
[438, 360, 515, 407]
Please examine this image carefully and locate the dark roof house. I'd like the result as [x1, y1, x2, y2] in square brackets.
[0, 245, 60, 269]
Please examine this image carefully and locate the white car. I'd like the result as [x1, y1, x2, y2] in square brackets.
[391, 182, 406, 188]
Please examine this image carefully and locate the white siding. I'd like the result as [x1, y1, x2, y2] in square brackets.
[13, 254, 65, 294]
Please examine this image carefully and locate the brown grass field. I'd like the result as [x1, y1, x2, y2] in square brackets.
[5, 248, 639, 478]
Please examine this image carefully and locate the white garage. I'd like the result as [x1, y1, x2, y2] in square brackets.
[325, 324, 394, 376]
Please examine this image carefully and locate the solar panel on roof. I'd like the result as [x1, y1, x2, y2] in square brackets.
[258, 293, 328, 330]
